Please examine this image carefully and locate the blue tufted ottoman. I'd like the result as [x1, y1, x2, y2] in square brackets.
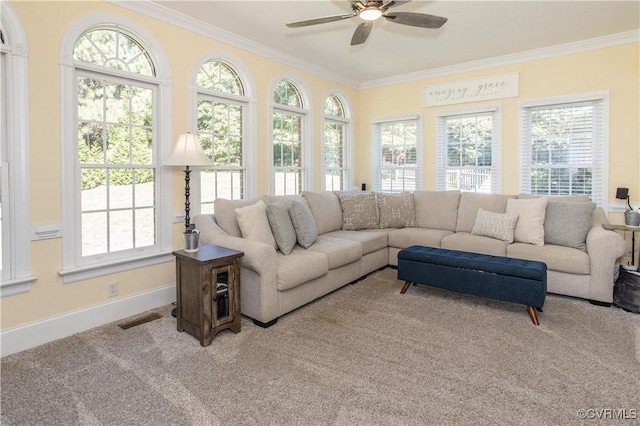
[397, 246, 547, 325]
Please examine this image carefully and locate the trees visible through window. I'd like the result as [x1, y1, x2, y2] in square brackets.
[436, 107, 501, 194]
[520, 95, 606, 205]
[372, 117, 421, 193]
[196, 60, 246, 213]
[272, 79, 306, 195]
[74, 29, 157, 257]
[323, 94, 349, 191]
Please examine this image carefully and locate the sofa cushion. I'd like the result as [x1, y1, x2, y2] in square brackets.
[471, 208, 518, 243]
[544, 201, 596, 251]
[441, 232, 510, 257]
[413, 190, 460, 231]
[518, 193, 592, 203]
[266, 202, 296, 255]
[456, 192, 517, 233]
[323, 229, 390, 255]
[337, 192, 379, 230]
[388, 228, 453, 249]
[302, 191, 343, 235]
[507, 243, 590, 275]
[377, 192, 416, 229]
[235, 200, 277, 249]
[506, 197, 547, 246]
[267, 194, 305, 208]
[276, 249, 328, 291]
[306, 236, 362, 269]
[214, 196, 267, 237]
[289, 199, 318, 249]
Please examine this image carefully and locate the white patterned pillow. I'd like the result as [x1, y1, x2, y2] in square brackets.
[337, 192, 379, 231]
[377, 192, 416, 229]
[471, 208, 518, 243]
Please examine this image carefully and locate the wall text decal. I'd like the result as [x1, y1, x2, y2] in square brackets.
[423, 72, 519, 107]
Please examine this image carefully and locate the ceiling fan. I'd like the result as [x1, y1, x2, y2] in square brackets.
[286, 1, 448, 46]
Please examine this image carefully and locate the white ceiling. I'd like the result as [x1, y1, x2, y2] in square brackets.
[142, 1, 640, 86]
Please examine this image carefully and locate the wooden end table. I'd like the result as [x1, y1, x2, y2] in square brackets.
[173, 244, 243, 346]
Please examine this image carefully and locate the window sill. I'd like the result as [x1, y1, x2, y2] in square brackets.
[1, 275, 38, 298]
[58, 252, 174, 284]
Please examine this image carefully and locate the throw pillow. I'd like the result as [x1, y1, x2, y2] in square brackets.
[471, 208, 519, 243]
[506, 197, 547, 246]
[289, 199, 318, 249]
[377, 192, 416, 229]
[337, 192, 379, 231]
[266, 202, 296, 255]
[235, 200, 277, 250]
[544, 201, 596, 251]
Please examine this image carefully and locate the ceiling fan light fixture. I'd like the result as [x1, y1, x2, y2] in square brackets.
[359, 6, 383, 21]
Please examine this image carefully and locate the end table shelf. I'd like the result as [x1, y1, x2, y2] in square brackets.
[173, 245, 244, 346]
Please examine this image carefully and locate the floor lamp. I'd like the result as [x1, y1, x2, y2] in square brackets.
[165, 132, 212, 251]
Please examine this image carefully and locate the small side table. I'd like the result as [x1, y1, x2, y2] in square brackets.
[173, 244, 243, 346]
[603, 224, 639, 266]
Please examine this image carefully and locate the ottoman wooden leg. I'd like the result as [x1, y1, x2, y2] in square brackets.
[400, 281, 412, 294]
[527, 306, 540, 326]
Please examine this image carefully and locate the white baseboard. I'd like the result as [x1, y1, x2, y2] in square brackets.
[1, 284, 176, 357]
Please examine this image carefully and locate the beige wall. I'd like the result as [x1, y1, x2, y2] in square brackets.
[2, 1, 638, 332]
[356, 43, 639, 218]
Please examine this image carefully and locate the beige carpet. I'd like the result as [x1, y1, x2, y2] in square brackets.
[2, 268, 639, 425]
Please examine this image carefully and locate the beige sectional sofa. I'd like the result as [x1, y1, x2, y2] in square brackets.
[193, 190, 626, 327]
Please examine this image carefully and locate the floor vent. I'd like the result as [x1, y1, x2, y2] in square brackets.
[118, 313, 162, 330]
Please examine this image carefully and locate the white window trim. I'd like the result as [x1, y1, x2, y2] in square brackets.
[518, 91, 609, 211]
[371, 114, 423, 193]
[321, 89, 353, 191]
[268, 74, 313, 195]
[1, 2, 36, 297]
[435, 104, 502, 193]
[58, 13, 174, 283]
[189, 50, 258, 210]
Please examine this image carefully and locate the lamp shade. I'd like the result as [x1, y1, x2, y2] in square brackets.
[164, 133, 212, 167]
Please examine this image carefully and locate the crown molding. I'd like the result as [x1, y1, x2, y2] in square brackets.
[107, 0, 360, 88]
[361, 30, 640, 89]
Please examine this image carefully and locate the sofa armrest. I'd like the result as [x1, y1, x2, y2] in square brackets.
[193, 214, 277, 277]
[585, 225, 626, 303]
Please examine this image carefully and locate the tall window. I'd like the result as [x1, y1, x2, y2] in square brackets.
[196, 59, 248, 213]
[60, 19, 172, 282]
[436, 106, 501, 193]
[1, 3, 33, 297]
[272, 79, 308, 195]
[371, 116, 422, 193]
[323, 93, 351, 191]
[520, 93, 607, 206]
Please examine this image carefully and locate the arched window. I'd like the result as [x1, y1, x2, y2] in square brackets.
[272, 78, 309, 195]
[60, 15, 172, 282]
[195, 58, 250, 213]
[0, 2, 34, 296]
[323, 93, 352, 191]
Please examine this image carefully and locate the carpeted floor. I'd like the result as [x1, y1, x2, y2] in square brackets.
[1, 267, 639, 425]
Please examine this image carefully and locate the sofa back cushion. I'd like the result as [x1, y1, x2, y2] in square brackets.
[302, 191, 343, 234]
[413, 190, 460, 231]
[214, 196, 268, 237]
[456, 192, 517, 233]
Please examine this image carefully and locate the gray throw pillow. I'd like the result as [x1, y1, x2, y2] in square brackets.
[544, 201, 596, 251]
[377, 192, 416, 229]
[338, 192, 379, 230]
[266, 202, 296, 255]
[289, 199, 318, 249]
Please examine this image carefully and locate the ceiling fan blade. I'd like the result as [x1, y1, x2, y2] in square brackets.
[286, 13, 356, 28]
[351, 21, 373, 46]
[382, 0, 411, 11]
[383, 12, 447, 28]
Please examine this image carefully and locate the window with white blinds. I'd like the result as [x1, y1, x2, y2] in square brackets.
[520, 92, 607, 206]
[371, 115, 422, 193]
[323, 93, 351, 191]
[436, 106, 501, 194]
